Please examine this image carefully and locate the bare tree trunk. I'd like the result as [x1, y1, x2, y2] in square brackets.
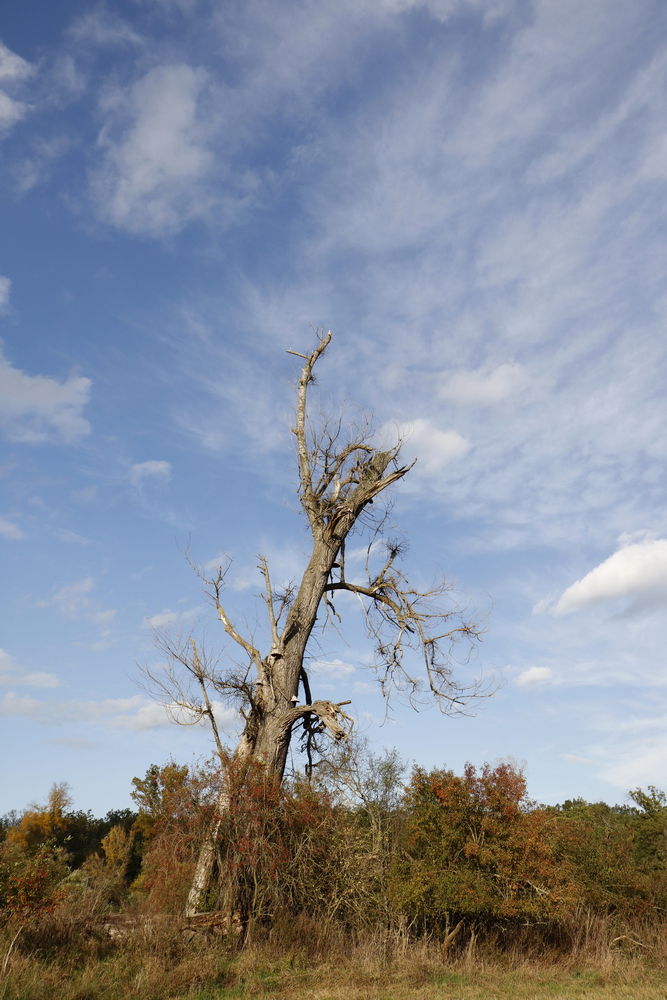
[186, 534, 380, 913]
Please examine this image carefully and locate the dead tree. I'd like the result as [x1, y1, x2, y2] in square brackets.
[141, 330, 489, 916]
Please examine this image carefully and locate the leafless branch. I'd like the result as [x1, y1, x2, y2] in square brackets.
[324, 539, 491, 713]
[137, 628, 228, 761]
[185, 553, 264, 679]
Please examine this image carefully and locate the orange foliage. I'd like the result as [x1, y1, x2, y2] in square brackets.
[132, 754, 351, 919]
[6, 783, 72, 853]
[390, 762, 656, 929]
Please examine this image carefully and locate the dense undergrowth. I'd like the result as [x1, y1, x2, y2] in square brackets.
[2, 748, 667, 997]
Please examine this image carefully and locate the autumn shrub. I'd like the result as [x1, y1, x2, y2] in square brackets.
[1, 781, 139, 876]
[5, 753, 667, 973]
[388, 761, 662, 939]
[217, 757, 375, 928]
[130, 758, 221, 912]
[130, 753, 376, 929]
[0, 841, 69, 922]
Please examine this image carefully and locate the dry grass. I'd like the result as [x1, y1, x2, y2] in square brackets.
[1, 913, 666, 1000]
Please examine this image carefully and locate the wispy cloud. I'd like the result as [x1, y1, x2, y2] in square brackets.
[0, 649, 60, 689]
[68, 10, 144, 48]
[562, 753, 593, 765]
[219, 542, 306, 593]
[398, 419, 470, 475]
[92, 64, 217, 235]
[0, 276, 10, 312]
[594, 707, 667, 790]
[56, 529, 92, 545]
[130, 460, 172, 482]
[0, 41, 34, 137]
[143, 605, 203, 629]
[439, 364, 531, 407]
[232, 0, 667, 552]
[0, 690, 236, 732]
[516, 666, 553, 687]
[310, 658, 356, 679]
[38, 577, 116, 630]
[0, 516, 25, 540]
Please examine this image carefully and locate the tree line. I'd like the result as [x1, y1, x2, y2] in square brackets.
[2, 750, 666, 946]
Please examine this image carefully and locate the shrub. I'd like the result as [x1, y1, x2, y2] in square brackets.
[0, 841, 69, 922]
[389, 761, 661, 933]
[130, 758, 222, 911]
[131, 754, 374, 927]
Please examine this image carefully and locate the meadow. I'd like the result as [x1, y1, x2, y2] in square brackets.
[2, 749, 667, 999]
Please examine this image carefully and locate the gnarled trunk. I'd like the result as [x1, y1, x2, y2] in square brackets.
[173, 332, 484, 916]
[186, 469, 396, 914]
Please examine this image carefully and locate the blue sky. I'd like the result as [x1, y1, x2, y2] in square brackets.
[2, 0, 667, 817]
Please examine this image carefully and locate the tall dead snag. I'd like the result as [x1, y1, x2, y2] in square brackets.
[142, 330, 489, 916]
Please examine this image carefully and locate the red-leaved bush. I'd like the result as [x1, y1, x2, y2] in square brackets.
[132, 754, 359, 922]
[0, 843, 69, 922]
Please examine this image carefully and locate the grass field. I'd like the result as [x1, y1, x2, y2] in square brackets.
[190, 966, 667, 1000]
[3, 932, 666, 1000]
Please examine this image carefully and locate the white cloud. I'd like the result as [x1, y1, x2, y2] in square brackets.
[45, 577, 94, 616]
[310, 658, 356, 678]
[144, 608, 179, 629]
[345, 541, 383, 563]
[516, 666, 553, 686]
[562, 753, 592, 764]
[92, 64, 216, 235]
[550, 539, 667, 616]
[143, 605, 203, 628]
[14, 136, 72, 195]
[0, 649, 60, 689]
[71, 486, 98, 503]
[130, 460, 172, 482]
[0, 276, 10, 312]
[0, 692, 166, 728]
[39, 577, 117, 630]
[225, 0, 667, 558]
[0, 690, 237, 732]
[68, 10, 144, 48]
[116, 698, 237, 731]
[204, 551, 231, 572]
[225, 543, 305, 592]
[439, 363, 530, 407]
[85, 0, 512, 238]
[137, 0, 199, 10]
[112, 700, 177, 730]
[56, 529, 92, 545]
[0, 42, 33, 84]
[0, 42, 33, 136]
[399, 419, 470, 474]
[0, 516, 25, 540]
[0, 348, 91, 444]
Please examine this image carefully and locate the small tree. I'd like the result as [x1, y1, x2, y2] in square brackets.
[141, 331, 489, 915]
[5, 783, 72, 853]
